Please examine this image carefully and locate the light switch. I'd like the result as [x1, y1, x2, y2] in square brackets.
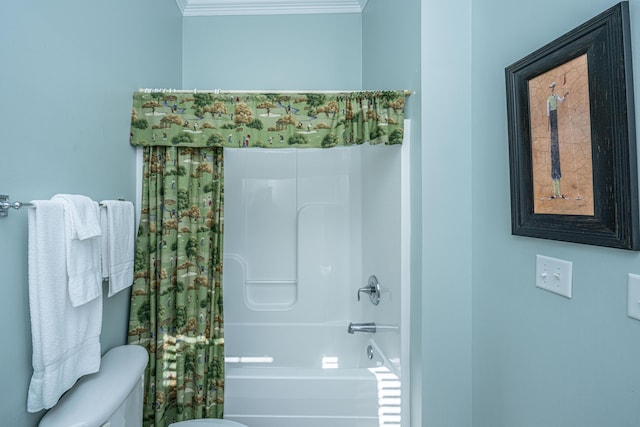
[535, 255, 572, 298]
[627, 274, 640, 321]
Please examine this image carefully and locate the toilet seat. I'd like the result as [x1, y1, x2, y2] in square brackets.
[168, 420, 247, 427]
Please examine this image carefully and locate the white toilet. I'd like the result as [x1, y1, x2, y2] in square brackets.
[39, 344, 148, 427]
[37, 343, 247, 427]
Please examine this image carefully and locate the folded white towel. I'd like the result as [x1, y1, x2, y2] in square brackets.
[100, 200, 135, 297]
[27, 200, 102, 413]
[52, 194, 102, 240]
[52, 194, 103, 306]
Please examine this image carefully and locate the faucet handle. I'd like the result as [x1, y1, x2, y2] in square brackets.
[356, 275, 381, 305]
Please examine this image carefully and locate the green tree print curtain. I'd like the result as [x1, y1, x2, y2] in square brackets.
[128, 146, 225, 426]
[130, 90, 406, 149]
[127, 90, 406, 426]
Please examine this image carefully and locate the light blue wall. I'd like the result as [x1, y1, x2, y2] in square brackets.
[420, 0, 473, 426]
[7, 1, 640, 426]
[472, 0, 640, 426]
[0, 1, 182, 424]
[362, 1, 424, 426]
[182, 14, 362, 89]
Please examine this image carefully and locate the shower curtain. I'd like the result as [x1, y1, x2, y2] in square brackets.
[127, 146, 225, 426]
[127, 90, 405, 426]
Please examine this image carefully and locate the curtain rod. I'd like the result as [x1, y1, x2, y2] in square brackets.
[138, 88, 412, 96]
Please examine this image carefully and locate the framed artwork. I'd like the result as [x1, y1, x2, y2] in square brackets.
[505, 2, 639, 250]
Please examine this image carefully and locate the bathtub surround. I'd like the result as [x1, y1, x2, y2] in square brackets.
[222, 141, 406, 425]
[127, 146, 225, 426]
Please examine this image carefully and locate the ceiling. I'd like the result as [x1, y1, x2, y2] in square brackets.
[175, 0, 369, 16]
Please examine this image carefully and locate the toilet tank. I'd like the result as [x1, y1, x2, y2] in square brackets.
[39, 345, 148, 427]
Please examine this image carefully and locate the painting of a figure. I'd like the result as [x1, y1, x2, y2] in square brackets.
[506, 3, 638, 249]
[528, 54, 594, 215]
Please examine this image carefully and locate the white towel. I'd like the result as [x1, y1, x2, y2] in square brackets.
[27, 200, 102, 413]
[52, 194, 103, 306]
[52, 194, 102, 240]
[100, 200, 135, 297]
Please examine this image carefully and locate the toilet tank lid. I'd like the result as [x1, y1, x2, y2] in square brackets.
[39, 345, 148, 427]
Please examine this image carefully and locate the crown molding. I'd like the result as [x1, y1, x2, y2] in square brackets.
[176, 0, 368, 16]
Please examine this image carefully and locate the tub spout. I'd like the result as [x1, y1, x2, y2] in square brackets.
[348, 322, 376, 334]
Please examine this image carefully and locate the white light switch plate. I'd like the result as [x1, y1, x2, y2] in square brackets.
[535, 255, 572, 298]
[627, 274, 640, 321]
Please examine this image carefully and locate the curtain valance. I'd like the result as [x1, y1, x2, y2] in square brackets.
[130, 91, 406, 148]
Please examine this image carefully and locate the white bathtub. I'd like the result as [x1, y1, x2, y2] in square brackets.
[223, 324, 401, 427]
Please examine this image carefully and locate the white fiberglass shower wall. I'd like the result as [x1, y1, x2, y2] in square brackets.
[223, 131, 409, 427]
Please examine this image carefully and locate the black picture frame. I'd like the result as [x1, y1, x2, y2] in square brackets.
[505, 2, 639, 250]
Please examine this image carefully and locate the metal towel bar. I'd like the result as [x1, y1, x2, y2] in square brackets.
[0, 195, 32, 217]
[0, 195, 125, 218]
